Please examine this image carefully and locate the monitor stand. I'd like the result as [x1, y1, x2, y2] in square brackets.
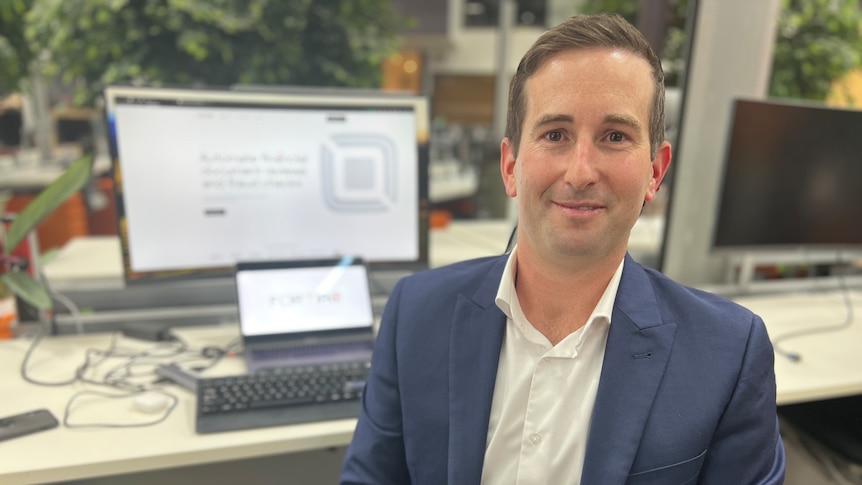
[724, 250, 862, 295]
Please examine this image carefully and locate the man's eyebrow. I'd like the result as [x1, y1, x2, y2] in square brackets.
[531, 113, 642, 132]
[531, 114, 573, 131]
[604, 113, 642, 130]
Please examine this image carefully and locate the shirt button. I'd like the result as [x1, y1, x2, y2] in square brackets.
[530, 433, 542, 444]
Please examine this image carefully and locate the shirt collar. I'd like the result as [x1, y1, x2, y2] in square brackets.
[495, 246, 625, 326]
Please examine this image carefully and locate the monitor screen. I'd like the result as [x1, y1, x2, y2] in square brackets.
[103, 85, 430, 283]
[712, 98, 862, 250]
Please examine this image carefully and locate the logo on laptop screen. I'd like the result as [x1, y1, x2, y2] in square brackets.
[321, 134, 398, 212]
[269, 292, 342, 307]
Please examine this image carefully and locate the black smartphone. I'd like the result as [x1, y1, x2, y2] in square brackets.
[0, 409, 60, 442]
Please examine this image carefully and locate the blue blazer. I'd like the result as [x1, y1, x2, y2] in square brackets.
[341, 254, 785, 484]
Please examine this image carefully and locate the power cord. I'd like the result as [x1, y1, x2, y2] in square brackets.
[772, 255, 856, 363]
[63, 388, 179, 429]
[19, 328, 79, 386]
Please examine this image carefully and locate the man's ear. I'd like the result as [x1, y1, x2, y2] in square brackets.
[645, 141, 671, 202]
[500, 137, 518, 198]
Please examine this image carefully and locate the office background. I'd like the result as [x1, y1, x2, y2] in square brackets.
[2, 0, 862, 483]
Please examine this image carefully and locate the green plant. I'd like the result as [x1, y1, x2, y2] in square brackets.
[770, 0, 862, 101]
[23, 0, 410, 106]
[578, 0, 862, 101]
[0, 0, 35, 91]
[0, 155, 92, 310]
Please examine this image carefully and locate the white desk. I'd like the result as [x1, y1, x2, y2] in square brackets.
[0, 326, 353, 484]
[734, 290, 862, 406]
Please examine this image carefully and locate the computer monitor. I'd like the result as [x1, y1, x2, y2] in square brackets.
[712, 98, 862, 250]
[103, 85, 430, 283]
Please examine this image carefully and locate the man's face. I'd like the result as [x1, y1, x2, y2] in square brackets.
[500, 47, 671, 265]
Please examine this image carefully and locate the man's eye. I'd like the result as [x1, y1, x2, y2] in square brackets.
[546, 131, 562, 142]
[608, 132, 625, 142]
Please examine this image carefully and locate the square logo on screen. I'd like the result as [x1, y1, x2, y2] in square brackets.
[321, 134, 397, 212]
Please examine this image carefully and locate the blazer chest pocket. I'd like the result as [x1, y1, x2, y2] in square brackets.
[625, 448, 706, 485]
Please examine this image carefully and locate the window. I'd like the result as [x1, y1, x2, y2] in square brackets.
[464, 0, 547, 27]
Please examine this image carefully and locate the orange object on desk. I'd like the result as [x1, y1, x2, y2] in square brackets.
[430, 210, 452, 229]
[0, 300, 15, 339]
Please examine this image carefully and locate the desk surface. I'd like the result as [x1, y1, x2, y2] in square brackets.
[0, 326, 355, 484]
[734, 289, 862, 406]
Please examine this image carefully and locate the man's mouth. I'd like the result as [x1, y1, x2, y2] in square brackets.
[555, 202, 604, 211]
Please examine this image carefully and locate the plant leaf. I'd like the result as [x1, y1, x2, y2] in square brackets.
[4, 155, 93, 252]
[1, 271, 52, 309]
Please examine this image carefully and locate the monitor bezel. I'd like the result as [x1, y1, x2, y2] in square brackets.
[710, 97, 862, 254]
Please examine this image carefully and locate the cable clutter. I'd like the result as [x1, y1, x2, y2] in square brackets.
[19, 324, 240, 429]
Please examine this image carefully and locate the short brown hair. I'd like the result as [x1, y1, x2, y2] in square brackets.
[505, 13, 666, 158]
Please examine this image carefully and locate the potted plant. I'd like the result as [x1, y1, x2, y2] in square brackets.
[0, 155, 93, 332]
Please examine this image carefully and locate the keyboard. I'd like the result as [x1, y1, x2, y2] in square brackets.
[195, 361, 370, 434]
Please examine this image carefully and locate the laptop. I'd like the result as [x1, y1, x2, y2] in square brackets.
[234, 257, 376, 373]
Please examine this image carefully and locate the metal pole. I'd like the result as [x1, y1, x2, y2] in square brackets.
[492, 0, 517, 142]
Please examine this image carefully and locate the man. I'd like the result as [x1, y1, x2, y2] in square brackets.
[341, 13, 785, 484]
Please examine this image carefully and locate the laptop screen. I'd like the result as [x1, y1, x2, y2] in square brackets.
[235, 258, 374, 337]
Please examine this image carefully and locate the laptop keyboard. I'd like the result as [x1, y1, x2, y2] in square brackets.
[195, 361, 370, 434]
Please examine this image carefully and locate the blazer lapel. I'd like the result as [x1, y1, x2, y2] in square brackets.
[448, 257, 508, 485]
[581, 256, 677, 484]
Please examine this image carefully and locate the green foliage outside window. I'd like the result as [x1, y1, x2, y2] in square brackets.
[579, 0, 862, 102]
[0, 0, 35, 92]
[770, 0, 862, 101]
[0, 0, 411, 105]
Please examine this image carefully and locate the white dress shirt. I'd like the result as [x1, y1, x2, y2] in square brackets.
[480, 248, 624, 484]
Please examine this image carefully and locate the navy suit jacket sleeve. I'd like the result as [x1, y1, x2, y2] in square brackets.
[340, 277, 411, 484]
[697, 313, 785, 484]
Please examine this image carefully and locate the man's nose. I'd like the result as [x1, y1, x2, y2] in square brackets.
[563, 140, 599, 189]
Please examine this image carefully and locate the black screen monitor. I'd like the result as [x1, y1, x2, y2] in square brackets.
[712, 98, 862, 250]
[103, 85, 430, 283]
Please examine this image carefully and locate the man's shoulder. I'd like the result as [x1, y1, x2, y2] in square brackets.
[411, 254, 507, 282]
[398, 255, 507, 294]
[382, 255, 507, 318]
[633, 260, 758, 322]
